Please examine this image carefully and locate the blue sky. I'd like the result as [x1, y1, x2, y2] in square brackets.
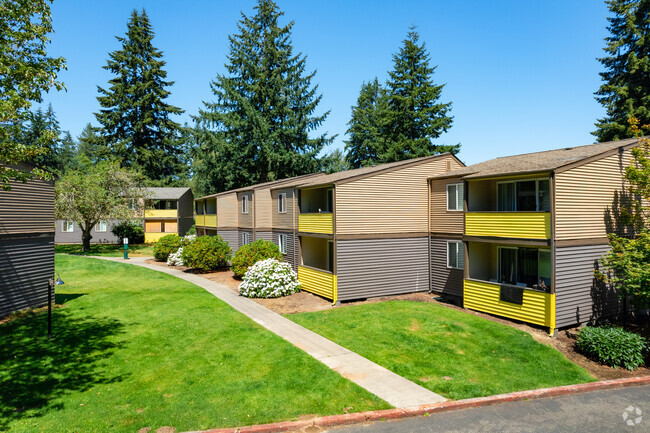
[44, 0, 610, 165]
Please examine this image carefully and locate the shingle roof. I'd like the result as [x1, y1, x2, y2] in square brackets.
[289, 153, 460, 189]
[430, 137, 641, 180]
[145, 187, 192, 200]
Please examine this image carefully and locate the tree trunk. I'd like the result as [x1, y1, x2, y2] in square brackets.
[81, 227, 93, 251]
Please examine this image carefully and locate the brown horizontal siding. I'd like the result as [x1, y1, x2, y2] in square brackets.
[0, 236, 54, 318]
[555, 244, 622, 328]
[217, 229, 239, 254]
[255, 189, 273, 229]
[555, 149, 636, 240]
[255, 231, 273, 242]
[273, 231, 296, 271]
[272, 189, 294, 229]
[0, 178, 54, 235]
[336, 237, 429, 301]
[430, 177, 464, 234]
[238, 192, 253, 228]
[217, 193, 238, 228]
[430, 238, 463, 298]
[336, 155, 463, 235]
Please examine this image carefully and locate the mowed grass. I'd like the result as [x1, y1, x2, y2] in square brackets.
[55, 243, 154, 257]
[289, 301, 595, 400]
[0, 256, 388, 433]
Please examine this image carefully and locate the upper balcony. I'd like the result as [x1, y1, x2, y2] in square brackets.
[205, 214, 217, 228]
[465, 177, 551, 240]
[299, 213, 333, 234]
[145, 209, 177, 218]
[299, 186, 333, 234]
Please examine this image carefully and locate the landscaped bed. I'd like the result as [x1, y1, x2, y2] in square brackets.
[0, 255, 388, 433]
[288, 301, 597, 400]
[55, 243, 155, 257]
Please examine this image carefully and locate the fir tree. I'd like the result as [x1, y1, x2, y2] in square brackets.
[322, 148, 350, 174]
[194, 0, 333, 193]
[25, 104, 60, 171]
[77, 123, 109, 163]
[594, 0, 650, 142]
[95, 9, 184, 183]
[384, 27, 457, 161]
[344, 78, 389, 168]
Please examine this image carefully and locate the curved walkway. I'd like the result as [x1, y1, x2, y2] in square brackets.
[91, 256, 446, 408]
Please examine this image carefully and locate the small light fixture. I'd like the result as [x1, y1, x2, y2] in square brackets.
[55, 273, 65, 285]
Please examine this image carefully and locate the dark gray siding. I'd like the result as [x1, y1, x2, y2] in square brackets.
[0, 236, 54, 318]
[54, 220, 122, 244]
[430, 238, 464, 299]
[336, 237, 429, 301]
[555, 244, 622, 328]
[273, 231, 296, 270]
[0, 177, 54, 235]
[256, 231, 273, 242]
[178, 217, 193, 237]
[177, 189, 194, 218]
[218, 229, 239, 254]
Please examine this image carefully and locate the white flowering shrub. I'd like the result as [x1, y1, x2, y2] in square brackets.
[166, 234, 197, 266]
[239, 258, 301, 298]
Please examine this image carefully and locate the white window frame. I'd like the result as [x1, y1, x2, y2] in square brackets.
[447, 241, 464, 269]
[241, 232, 250, 245]
[242, 195, 249, 214]
[278, 233, 287, 254]
[496, 178, 549, 212]
[62, 221, 74, 232]
[446, 183, 464, 211]
[96, 221, 107, 232]
[278, 193, 287, 214]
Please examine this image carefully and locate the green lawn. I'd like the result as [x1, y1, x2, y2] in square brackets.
[55, 243, 155, 257]
[0, 256, 388, 433]
[289, 301, 595, 400]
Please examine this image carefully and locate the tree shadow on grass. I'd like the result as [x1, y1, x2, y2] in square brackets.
[0, 308, 126, 429]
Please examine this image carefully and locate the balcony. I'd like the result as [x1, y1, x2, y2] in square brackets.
[465, 212, 550, 239]
[205, 214, 217, 228]
[298, 266, 337, 302]
[299, 213, 333, 234]
[145, 209, 177, 218]
[195, 214, 205, 226]
[463, 279, 555, 331]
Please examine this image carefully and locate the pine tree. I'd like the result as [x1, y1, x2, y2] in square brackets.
[194, 0, 333, 193]
[77, 123, 108, 163]
[344, 78, 389, 168]
[95, 9, 184, 183]
[25, 104, 60, 171]
[594, 0, 650, 142]
[57, 131, 80, 173]
[322, 148, 350, 174]
[384, 27, 457, 161]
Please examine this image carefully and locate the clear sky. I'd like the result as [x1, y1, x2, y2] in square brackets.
[43, 0, 610, 166]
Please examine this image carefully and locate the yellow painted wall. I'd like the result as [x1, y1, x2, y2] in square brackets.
[465, 212, 550, 239]
[298, 266, 337, 302]
[299, 213, 333, 234]
[463, 279, 555, 330]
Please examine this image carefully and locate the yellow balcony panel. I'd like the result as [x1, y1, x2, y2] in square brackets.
[299, 213, 333, 234]
[195, 215, 205, 226]
[145, 232, 174, 243]
[205, 214, 217, 228]
[463, 279, 555, 331]
[145, 209, 177, 218]
[465, 212, 550, 239]
[298, 266, 337, 303]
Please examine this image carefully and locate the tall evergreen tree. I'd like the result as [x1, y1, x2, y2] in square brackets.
[194, 0, 333, 194]
[95, 9, 184, 183]
[594, 0, 650, 142]
[344, 78, 389, 168]
[25, 104, 60, 171]
[383, 27, 457, 161]
[77, 123, 108, 163]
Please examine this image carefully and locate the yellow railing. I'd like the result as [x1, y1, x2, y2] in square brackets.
[145, 232, 174, 243]
[465, 212, 551, 239]
[195, 214, 205, 226]
[145, 209, 177, 218]
[463, 279, 555, 334]
[298, 266, 337, 303]
[205, 214, 217, 227]
[299, 213, 333, 234]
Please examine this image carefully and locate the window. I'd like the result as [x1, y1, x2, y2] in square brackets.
[62, 221, 74, 232]
[242, 195, 249, 214]
[497, 179, 550, 212]
[241, 232, 250, 245]
[446, 183, 464, 211]
[278, 234, 287, 254]
[96, 221, 107, 232]
[447, 241, 464, 269]
[497, 246, 552, 291]
[278, 193, 287, 213]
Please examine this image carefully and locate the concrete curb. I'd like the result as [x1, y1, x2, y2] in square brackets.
[192, 376, 650, 433]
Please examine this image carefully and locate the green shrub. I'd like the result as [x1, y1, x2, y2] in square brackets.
[239, 259, 300, 298]
[231, 239, 283, 278]
[186, 225, 197, 235]
[182, 235, 231, 271]
[153, 234, 182, 262]
[576, 326, 648, 370]
[111, 220, 144, 244]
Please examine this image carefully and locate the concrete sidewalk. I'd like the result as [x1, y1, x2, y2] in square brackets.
[92, 256, 446, 408]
